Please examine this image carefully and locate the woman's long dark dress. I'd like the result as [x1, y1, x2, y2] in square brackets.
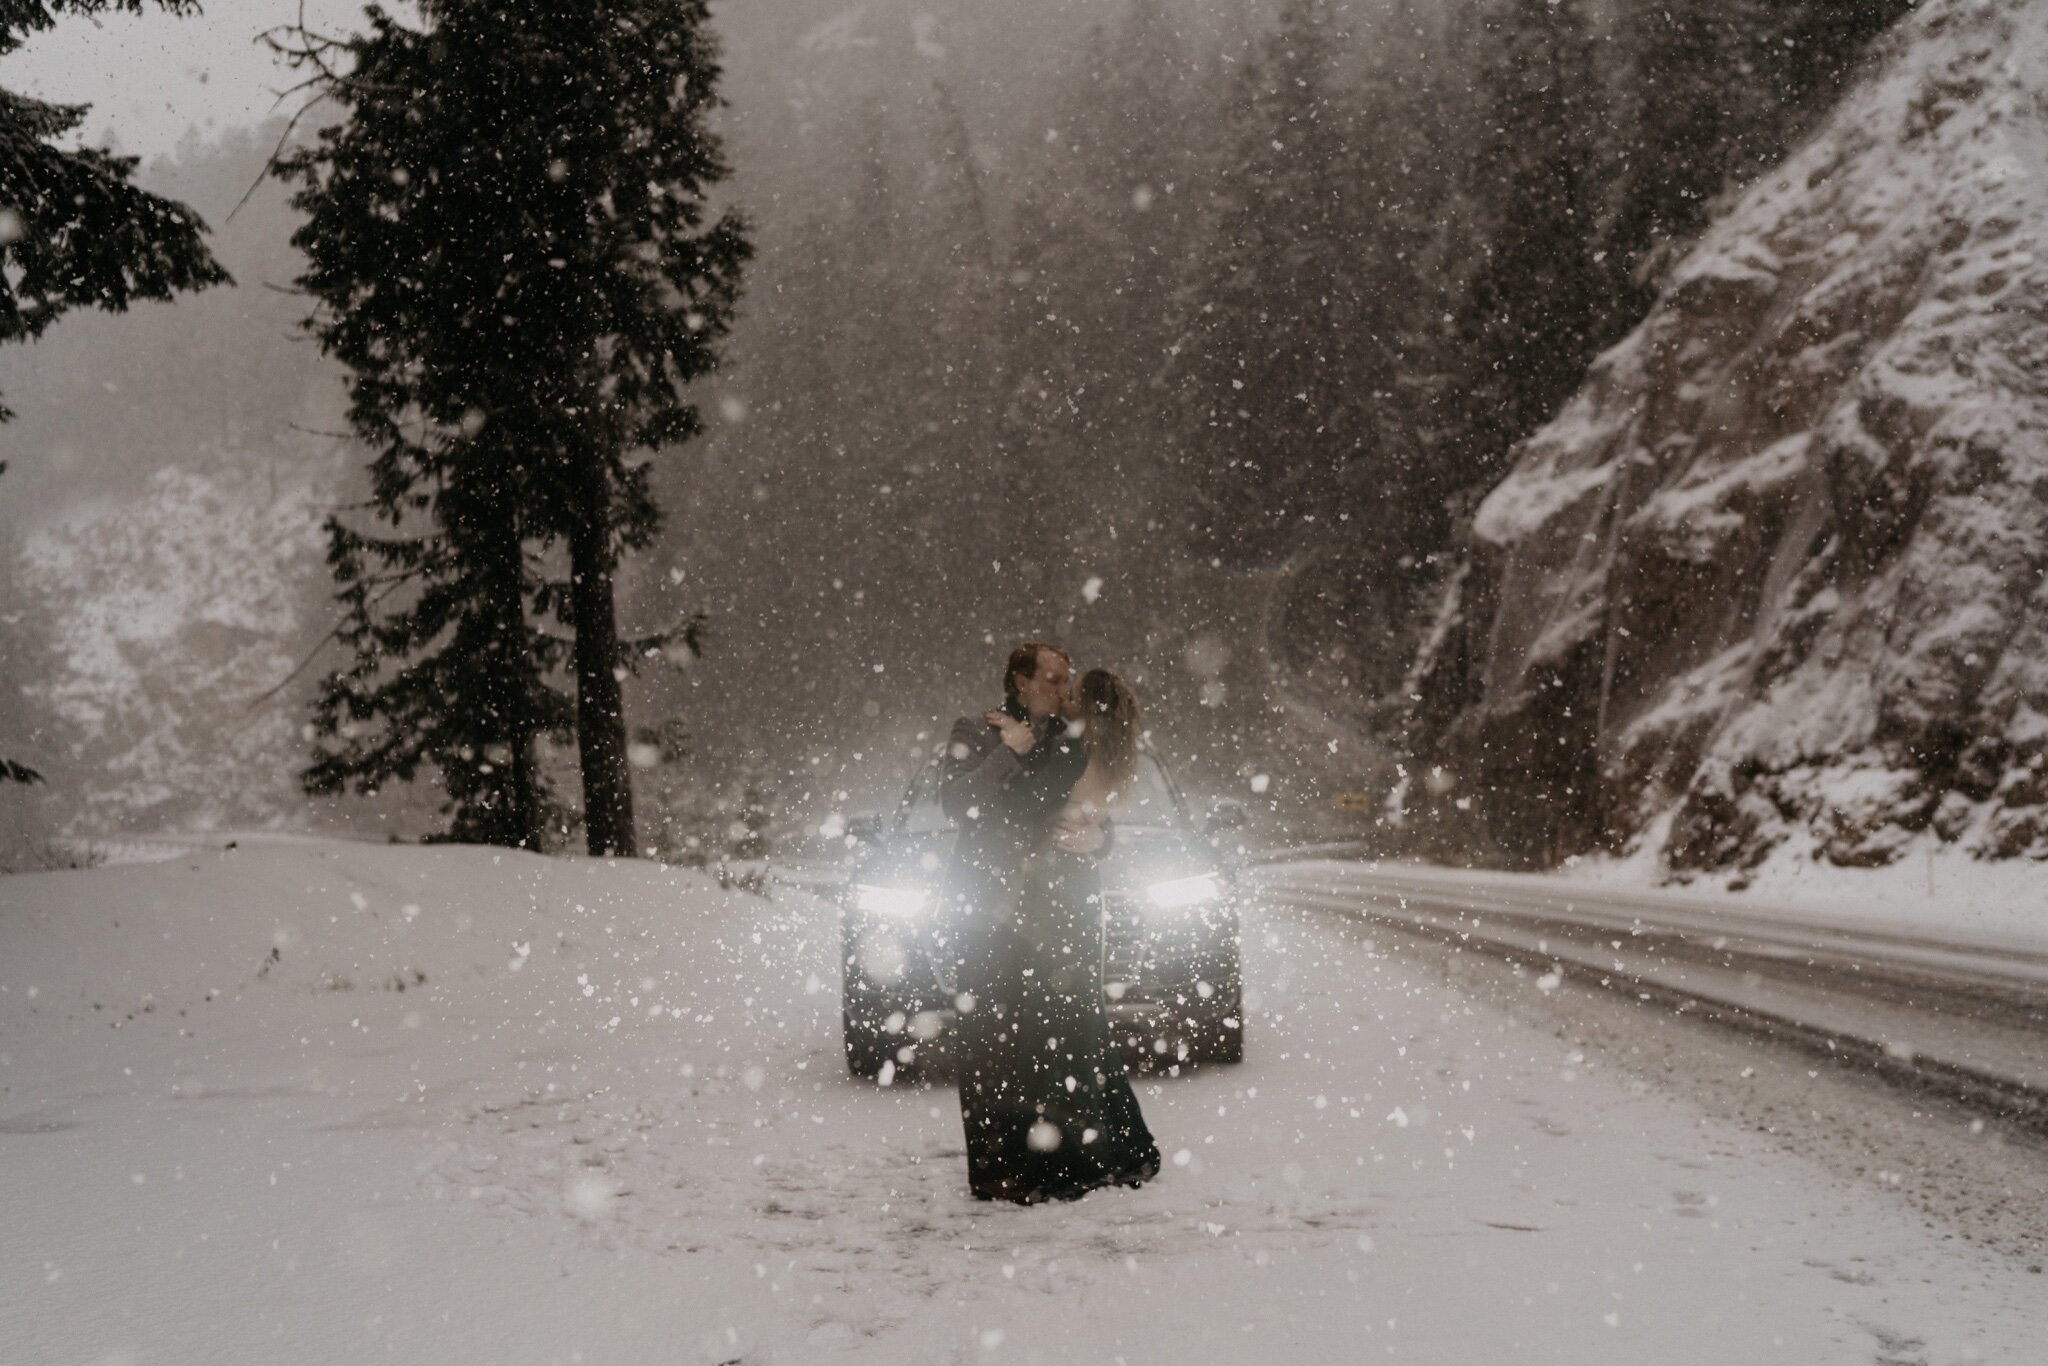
[954, 780, 1161, 1203]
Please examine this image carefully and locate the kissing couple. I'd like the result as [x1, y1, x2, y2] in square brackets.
[938, 640, 1161, 1204]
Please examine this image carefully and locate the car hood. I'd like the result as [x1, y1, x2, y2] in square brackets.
[850, 824, 1222, 893]
[1098, 824, 1225, 892]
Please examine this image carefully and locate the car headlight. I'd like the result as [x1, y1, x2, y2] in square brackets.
[1145, 872, 1223, 911]
[854, 883, 931, 917]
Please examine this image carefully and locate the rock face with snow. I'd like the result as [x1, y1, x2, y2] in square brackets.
[1409, 0, 2048, 871]
[14, 455, 332, 837]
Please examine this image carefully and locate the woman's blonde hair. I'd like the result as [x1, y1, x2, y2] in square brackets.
[1078, 669, 1139, 791]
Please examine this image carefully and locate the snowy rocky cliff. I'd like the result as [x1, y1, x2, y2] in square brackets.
[1408, 0, 2048, 872]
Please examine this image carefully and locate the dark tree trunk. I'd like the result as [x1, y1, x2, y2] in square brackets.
[479, 505, 547, 851]
[568, 462, 636, 857]
[500, 577, 544, 850]
[508, 729, 541, 847]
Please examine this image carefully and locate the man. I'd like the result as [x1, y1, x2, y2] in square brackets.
[939, 639, 1072, 832]
[938, 639, 1081, 947]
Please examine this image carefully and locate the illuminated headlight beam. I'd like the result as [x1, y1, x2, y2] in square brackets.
[854, 883, 931, 917]
[1145, 872, 1222, 911]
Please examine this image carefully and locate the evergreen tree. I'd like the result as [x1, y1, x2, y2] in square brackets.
[1774, 0, 1917, 106]
[746, 93, 1013, 693]
[1, 2, 229, 421]
[1450, 0, 1617, 489]
[1603, 0, 1779, 291]
[1450, 0, 1916, 493]
[834, 108, 951, 662]
[725, 209, 852, 557]
[3, 0, 228, 787]
[996, 0, 1201, 612]
[917, 81, 998, 363]
[1335, 3, 1483, 567]
[633, 715, 701, 863]
[1167, 0, 1387, 568]
[917, 80, 1005, 564]
[277, 0, 749, 856]
[728, 768, 771, 863]
[1599, 0, 1917, 304]
[300, 453, 574, 847]
[1056, 0, 1193, 370]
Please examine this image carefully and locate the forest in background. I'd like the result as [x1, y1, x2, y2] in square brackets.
[0, 0, 1914, 857]
[636, 0, 1913, 842]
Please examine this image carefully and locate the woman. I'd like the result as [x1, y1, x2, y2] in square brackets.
[956, 668, 1161, 1203]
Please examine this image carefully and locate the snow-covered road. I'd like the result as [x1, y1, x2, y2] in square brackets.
[2, 841, 2042, 1364]
[1258, 859, 2048, 1120]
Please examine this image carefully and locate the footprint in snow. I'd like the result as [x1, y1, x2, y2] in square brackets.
[1670, 1189, 1710, 1218]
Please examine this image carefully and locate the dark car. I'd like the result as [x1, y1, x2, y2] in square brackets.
[838, 745, 1245, 1080]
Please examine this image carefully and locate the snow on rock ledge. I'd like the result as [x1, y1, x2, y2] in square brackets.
[1415, 0, 2048, 872]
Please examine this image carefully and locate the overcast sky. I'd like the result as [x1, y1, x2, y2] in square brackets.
[4, 0, 381, 159]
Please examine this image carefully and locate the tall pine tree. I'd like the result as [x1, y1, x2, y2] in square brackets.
[917, 79, 1006, 588]
[300, 441, 574, 847]
[279, 0, 749, 855]
[1167, 0, 1385, 569]
[1604, 0, 1777, 293]
[1773, 0, 1917, 107]
[3, 0, 228, 788]
[1, 2, 229, 420]
[1450, 0, 1617, 491]
[996, 0, 1200, 614]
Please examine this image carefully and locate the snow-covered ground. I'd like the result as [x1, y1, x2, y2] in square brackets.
[3, 839, 2042, 1364]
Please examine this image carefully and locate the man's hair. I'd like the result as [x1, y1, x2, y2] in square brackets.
[1003, 640, 1070, 710]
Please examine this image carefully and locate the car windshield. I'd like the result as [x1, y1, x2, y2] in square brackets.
[896, 749, 1184, 834]
[1112, 753, 1182, 828]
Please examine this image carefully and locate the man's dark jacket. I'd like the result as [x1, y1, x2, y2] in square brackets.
[938, 702, 1086, 934]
